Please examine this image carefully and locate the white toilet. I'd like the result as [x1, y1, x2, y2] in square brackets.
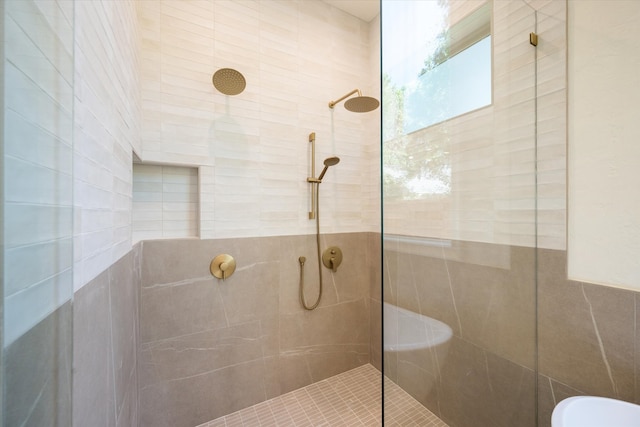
[552, 396, 640, 427]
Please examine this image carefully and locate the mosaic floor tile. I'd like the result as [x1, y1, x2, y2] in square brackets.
[197, 364, 448, 427]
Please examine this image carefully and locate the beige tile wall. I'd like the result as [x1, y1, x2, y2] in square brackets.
[132, 164, 199, 241]
[382, 0, 566, 251]
[567, 1, 640, 290]
[3, 0, 74, 345]
[3, 0, 75, 422]
[137, 0, 381, 240]
[73, 0, 141, 290]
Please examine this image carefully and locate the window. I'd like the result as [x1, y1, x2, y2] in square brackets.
[382, 1, 492, 201]
[383, 2, 492, 134]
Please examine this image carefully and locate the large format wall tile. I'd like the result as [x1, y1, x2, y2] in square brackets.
[538, 248, 635, 400]
[385, 239, 640, 427]
[73, 270, 113, 427]
[279, 298, 370, 394]
[384, 239, 537, 427]
[139, 237, 281, 426]
[110, 251, 139, 424]
[73, 249, 139, 427]
[436, 337, 536, 427]
[138, 233, 373, 426]
[370, 298, 382, 371]
[385, 240, 536, 364]
[537, 374, 584, 427]
[536, 247, 637, 425]
[69, 241, 640, 427]
[140, 359, 271, 427]
[5, 302, 72, 427]
[139, 321, 265, 388]
[448, 245, 536, 369]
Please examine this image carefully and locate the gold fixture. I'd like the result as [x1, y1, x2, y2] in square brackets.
[307, 132, 340, 218]
[322, 246, 343, 273]
[210, 254, 236, 280]
[307, 157, 340, 184]
[299, 134, 341, 310]
[329, 89, 379, 112]
[298, 255, 322, 310]
[212, 68, 246, 95]
[529, 32, 538, 47]
[308, 132, 316, 219]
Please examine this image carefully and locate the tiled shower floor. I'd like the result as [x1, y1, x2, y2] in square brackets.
[197, 364, 449, 427]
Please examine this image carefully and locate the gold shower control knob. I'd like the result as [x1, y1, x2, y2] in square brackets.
[210, 254, 236, 280]
[322, 246, 343, 272]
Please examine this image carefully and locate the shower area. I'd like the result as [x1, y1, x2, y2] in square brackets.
[6, 0, 640, 427]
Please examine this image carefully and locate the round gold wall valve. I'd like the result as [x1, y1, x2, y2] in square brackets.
[210, 254, 236, 280]
[322, 246, 343, 273]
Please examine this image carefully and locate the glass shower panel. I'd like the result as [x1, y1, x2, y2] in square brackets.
[2, 0, 74, 425]
[381, 1, 538, 426]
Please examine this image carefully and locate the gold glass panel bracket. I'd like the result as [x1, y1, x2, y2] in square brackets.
[210, 254, 236, 281]
[530, 32, 538, 46]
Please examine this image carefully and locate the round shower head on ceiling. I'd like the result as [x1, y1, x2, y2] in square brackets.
[324, 156, 340, 167]
[212, 68, 246, 95]
[344, 96, 380, 113]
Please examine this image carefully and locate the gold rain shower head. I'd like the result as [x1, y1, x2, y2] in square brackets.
[212, 68, 246, 95]
[329, 89, 379, 113]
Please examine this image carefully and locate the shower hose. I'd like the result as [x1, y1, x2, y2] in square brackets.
[299, 182, 323, 310]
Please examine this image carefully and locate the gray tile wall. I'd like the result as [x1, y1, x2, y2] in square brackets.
[537, 248, 639, 427]
[383, 239, 537, 427]
[369, 232, 383, 371]
[383, 239, 640, 427]
[73, 246, 140, 427]
[66, 233, 637, 427]
[4, 301, 72, 427]
[138, 233, 375, 427]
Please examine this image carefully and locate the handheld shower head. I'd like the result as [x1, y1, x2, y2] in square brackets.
[324, 156, 340, 167]
[317, 156, 340, 181]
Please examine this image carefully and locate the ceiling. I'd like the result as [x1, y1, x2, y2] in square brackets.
[323, 0, 380, 22]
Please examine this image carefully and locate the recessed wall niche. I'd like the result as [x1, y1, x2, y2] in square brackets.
[132, 163, 199, 242]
